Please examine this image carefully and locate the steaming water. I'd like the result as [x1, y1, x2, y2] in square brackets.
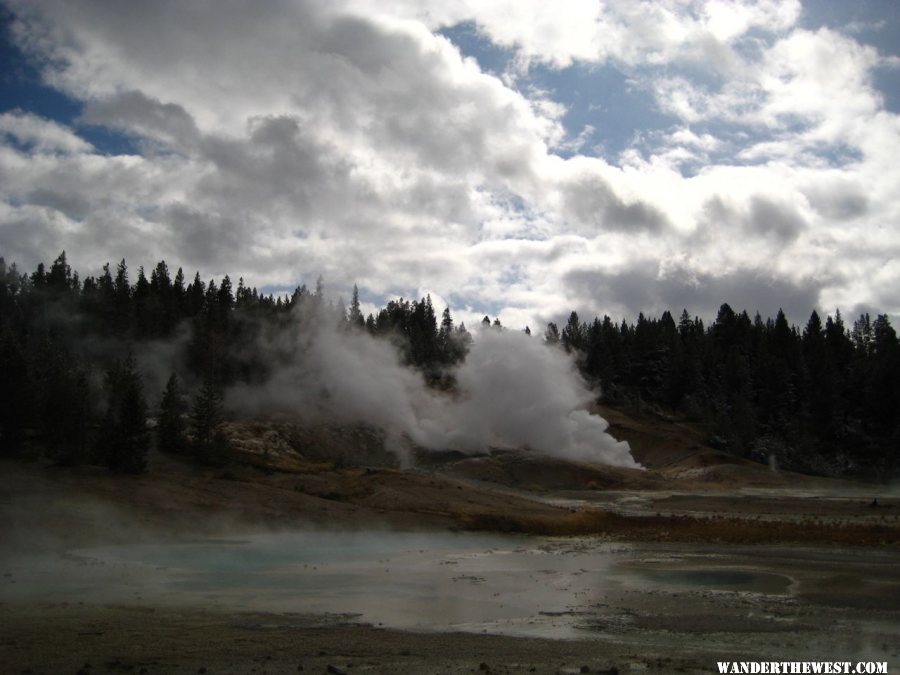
[0, 530, 843, 639]
[2, 531, 617, 637]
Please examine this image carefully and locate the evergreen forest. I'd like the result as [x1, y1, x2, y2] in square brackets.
[1, 251, 897, 479]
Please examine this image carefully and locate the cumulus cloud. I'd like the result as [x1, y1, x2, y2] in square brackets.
[800, 178, 868, 221]
[699, 194, 807, 245]
[560, 173, 669, 234]
[563, 264, 822, 324]
[0, 111, 93, 154]
[340, 0, 802, 69]
[0, 0, 899, 329]
[80, 91, 200, 152]
[1, 0, 563, 286]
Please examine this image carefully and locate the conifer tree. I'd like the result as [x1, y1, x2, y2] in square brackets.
[113, 259, 132, 333]
[190, 375, 229, 465]
[544, 322, 560, 345]
[186, 272, 206, 317]
[561, 311, 583, 352]
[0, 330, 31, 453]
[47, 251, 72, 292]
[44, 357, 93, 466]
[99, 354, 149, 474]
[349, 284, 364, 328]
[134, 266, 151, 337]
[157, 373, 187, 453]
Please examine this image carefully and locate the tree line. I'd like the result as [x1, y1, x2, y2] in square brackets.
[0, 251, 897, 478]
[0, 252, 470, 472]
[550, 305, 899, 478]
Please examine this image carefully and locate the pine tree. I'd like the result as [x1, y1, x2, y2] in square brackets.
[113, 259, 132, 334]
[0, 329, 31, 453]
[349, 284, 364, 328]
[561, 311, 584, 352]
[99, 354, 149, 474]
[190, 375, 229, 465]
[30, 262, 47, 288]
[47, 251, 72, 293]
[335, 296, 348, 329]
[149, 260, 174, 336]
[96, 262, 117, 331]
[456, 322, 473, 350]
[157, 373, 187, 453]
[235, 277, 250, 309]
[44, 356, 93, 466]
[173, 267, 186, 316]
[216, 275, 234, 326]
[544, 322, 560, 345]
[134, 266, 151, 337]
[185, 272, 206, 317]
[438, 306, 454, 362]
[312, 275, 325, 317]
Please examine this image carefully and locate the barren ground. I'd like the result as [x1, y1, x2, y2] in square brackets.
[2, 406, 899, 674]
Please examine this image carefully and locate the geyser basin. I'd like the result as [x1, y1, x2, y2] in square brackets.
[4, 531, 625, 638]
[3, 533, 900, 646]
[633, 568, 793, 594]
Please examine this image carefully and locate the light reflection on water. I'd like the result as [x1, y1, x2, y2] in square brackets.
[1, 531, 799, 638]
[3, 531, 625, 637]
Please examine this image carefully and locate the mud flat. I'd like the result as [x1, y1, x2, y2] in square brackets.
[2, 410, 900, 675]
[2, 530, 900, 674]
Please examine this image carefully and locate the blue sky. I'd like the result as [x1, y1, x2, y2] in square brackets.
[1, 0, 899, 328]
[0, 9, 136, 156]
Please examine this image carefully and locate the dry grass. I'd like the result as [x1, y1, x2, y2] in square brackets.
[457, 507, 900, 545]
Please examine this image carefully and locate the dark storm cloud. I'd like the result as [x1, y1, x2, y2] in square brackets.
[563, 264, 823, 323]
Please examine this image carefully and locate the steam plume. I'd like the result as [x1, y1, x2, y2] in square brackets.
[228, 317, 639, 469]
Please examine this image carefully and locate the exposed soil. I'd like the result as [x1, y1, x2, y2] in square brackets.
[2, 404, 899, 674]
[0, 603, 708, 675]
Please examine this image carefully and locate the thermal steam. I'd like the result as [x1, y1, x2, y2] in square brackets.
[228, 317, 639, 469]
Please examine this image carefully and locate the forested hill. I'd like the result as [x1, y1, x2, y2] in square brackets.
[1, 251, 898, 480]
[549, 306, 898, 478]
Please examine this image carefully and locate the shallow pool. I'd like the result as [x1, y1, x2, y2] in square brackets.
[4, 531, 898, 643]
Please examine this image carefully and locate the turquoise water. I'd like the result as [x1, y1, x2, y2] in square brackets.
[1, 532, 802, 638]
[635, 568, 792, 594]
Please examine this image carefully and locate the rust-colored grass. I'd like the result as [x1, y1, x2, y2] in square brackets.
[457, 508, 900, 545]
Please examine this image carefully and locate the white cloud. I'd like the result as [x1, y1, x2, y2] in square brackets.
[0, 0, 898, 329]
[0, 111, 93, 154]
[670, 127, 721, 152]
[345, 0, 802, 70]
[649, 27, 888, 154]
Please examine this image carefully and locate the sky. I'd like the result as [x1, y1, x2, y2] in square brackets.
[1, 0, 899, 331]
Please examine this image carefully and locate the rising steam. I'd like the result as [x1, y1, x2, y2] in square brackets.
[228, 317, 639, 469]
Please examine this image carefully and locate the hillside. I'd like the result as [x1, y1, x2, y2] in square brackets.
[3, 404, 898, 552]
